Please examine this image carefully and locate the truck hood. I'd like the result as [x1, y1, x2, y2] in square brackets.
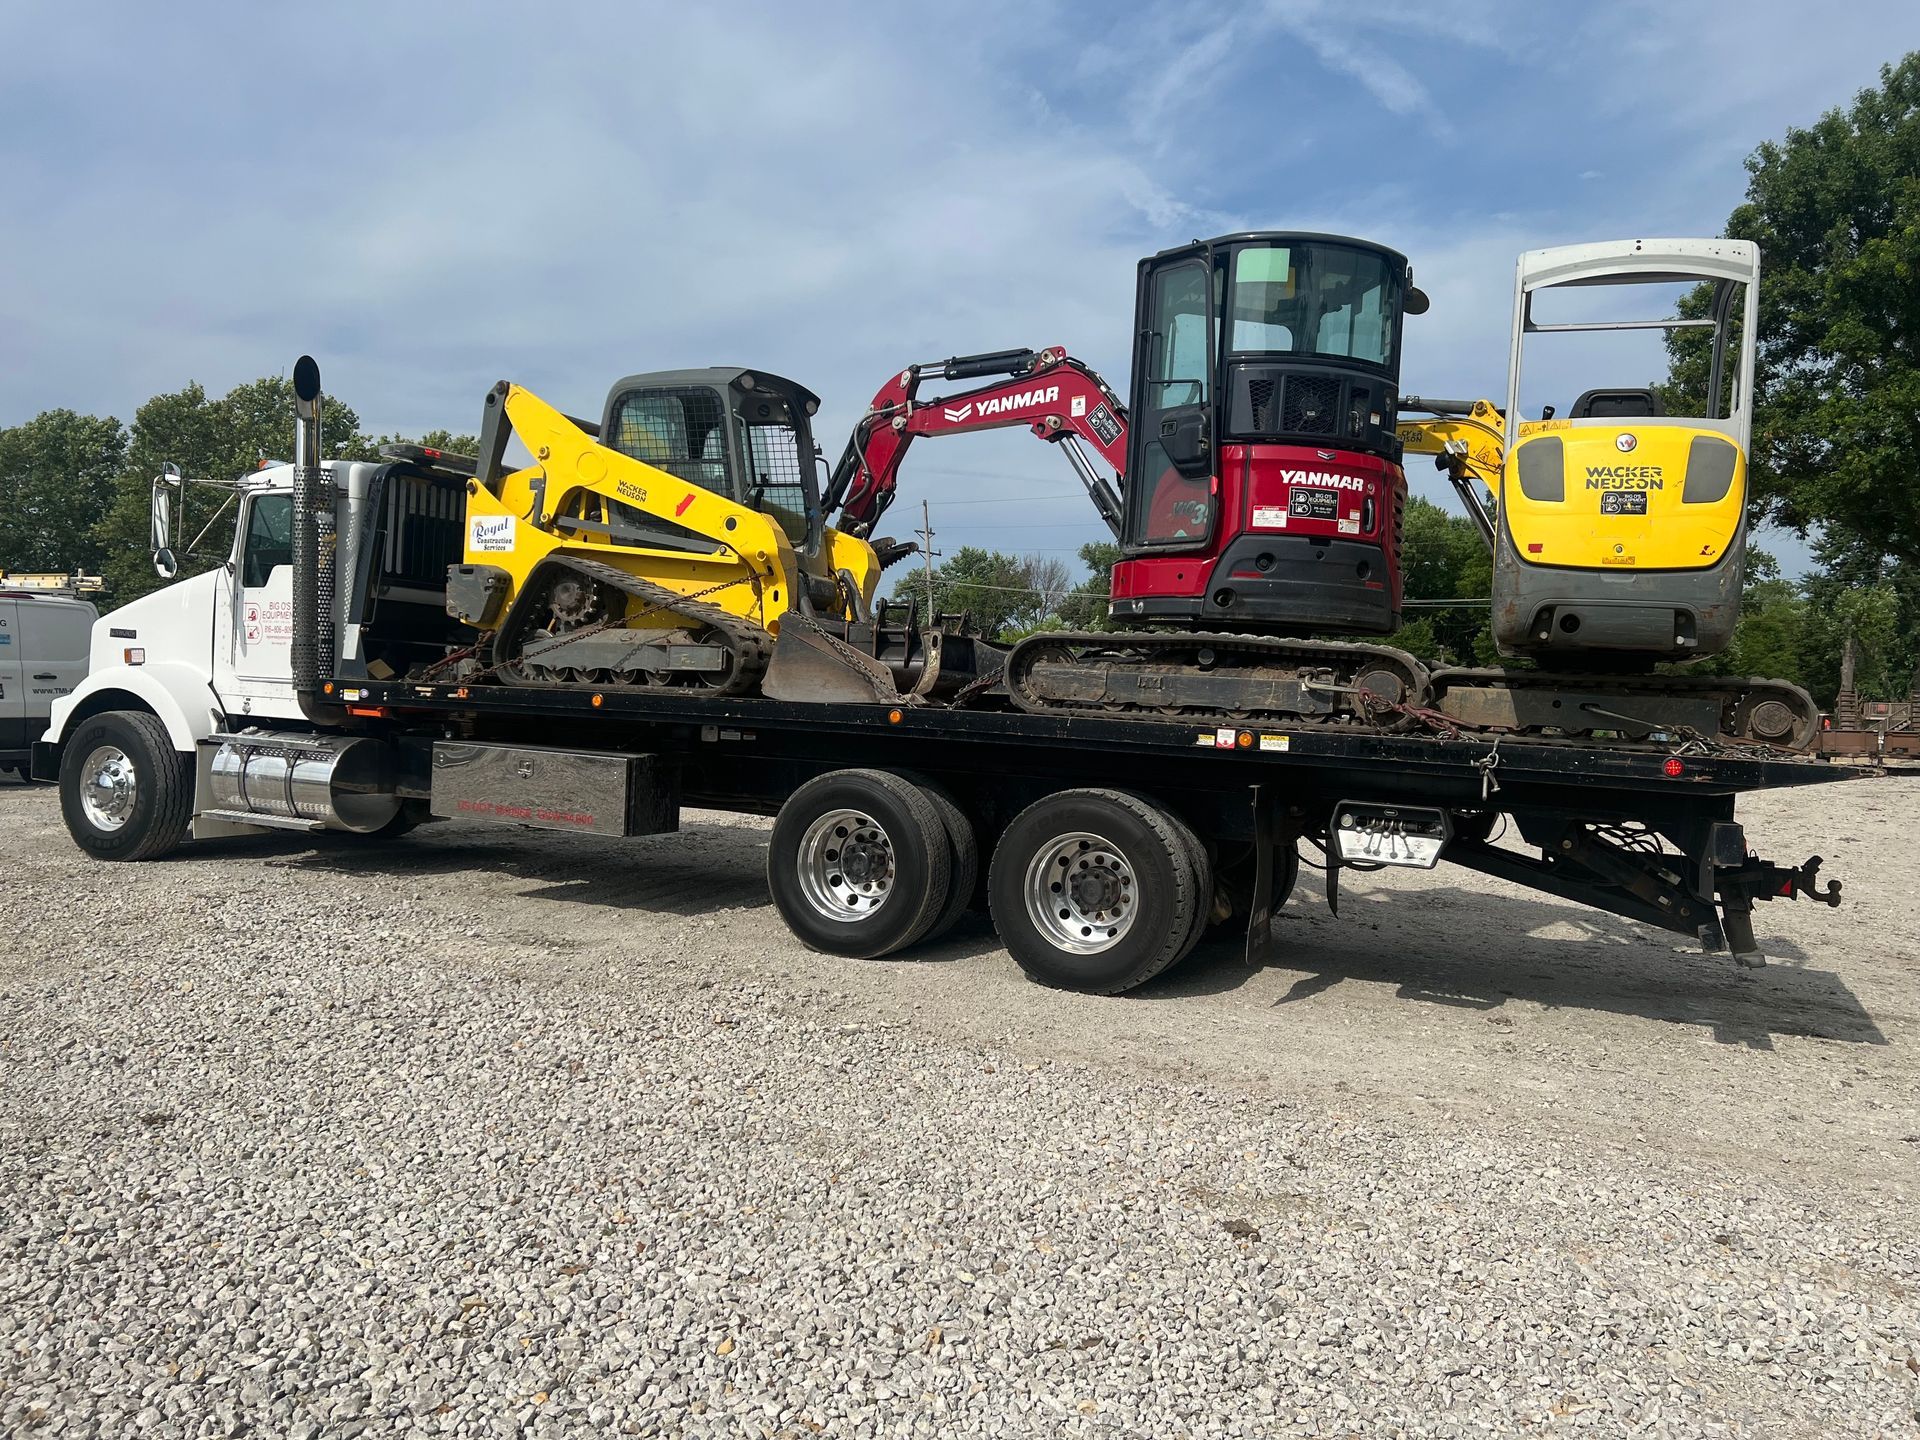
[92, 568, 220, 670]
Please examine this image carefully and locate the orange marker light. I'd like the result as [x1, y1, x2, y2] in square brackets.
[887, 709, 904, 724]
[1236, 730, 1253, 748]
[591, 693, 604, 708]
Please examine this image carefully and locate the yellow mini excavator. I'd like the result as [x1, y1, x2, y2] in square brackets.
[1397, 238, 1817, 748]
[436, 368, 997, 703]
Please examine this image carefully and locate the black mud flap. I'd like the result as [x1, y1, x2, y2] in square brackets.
[761, 614, 905, 705]
[1245, 786, 1278, 966]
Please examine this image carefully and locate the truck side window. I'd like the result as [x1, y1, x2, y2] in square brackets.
[242, 494, 294, 587]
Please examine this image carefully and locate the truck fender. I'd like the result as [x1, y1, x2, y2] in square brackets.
[43, 663, 226, 755]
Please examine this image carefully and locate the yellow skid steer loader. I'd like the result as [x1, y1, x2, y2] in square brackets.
[439, 368, 996, 702]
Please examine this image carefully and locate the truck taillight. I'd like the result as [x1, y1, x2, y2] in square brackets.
[123, 647, 145, 665]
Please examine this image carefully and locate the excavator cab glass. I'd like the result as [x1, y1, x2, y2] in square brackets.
[600, 368, 825, 556]
[1124, 233, 1414, 553]
[1227, 243, 1398, 368]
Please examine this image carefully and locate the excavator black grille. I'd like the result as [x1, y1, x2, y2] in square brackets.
[1282, 375, 1340, 434]
[1247, 378, 1277, 430]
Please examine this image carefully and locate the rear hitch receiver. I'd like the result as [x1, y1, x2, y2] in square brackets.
[1708, 826, 1844, 967]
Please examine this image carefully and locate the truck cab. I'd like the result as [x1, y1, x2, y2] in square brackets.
[36, 443, 467, 852]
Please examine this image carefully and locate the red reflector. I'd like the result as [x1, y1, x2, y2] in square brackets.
[1527, 543, 1544, 554]
[1779, 882, 1793, 896]
[1662, 758, 1685, 777]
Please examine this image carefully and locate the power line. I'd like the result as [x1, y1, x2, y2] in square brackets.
[892, 578, 1089, 597]
[933, 526, 1113, 537]
[919, 492, 1090, 506]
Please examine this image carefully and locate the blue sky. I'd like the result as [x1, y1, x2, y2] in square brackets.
[3, 2, 1914, 575]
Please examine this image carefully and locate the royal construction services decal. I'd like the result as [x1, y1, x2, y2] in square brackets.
[469, 514, 516, 554]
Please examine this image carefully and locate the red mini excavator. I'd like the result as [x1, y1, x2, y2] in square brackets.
[825, 232, 1433, 725]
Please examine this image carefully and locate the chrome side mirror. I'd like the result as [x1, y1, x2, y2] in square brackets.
[151, 462, 181, 578]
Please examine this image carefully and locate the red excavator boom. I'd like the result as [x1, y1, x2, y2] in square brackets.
[823, 347, 1128, 539]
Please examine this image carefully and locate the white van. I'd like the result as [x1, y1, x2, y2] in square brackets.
[1, 581, 98, 779]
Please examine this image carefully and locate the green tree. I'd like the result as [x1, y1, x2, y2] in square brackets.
[1793, 540, 1918, 703]
[1052, 540, 1123, 632]
[366, 428, 480, 458]
[0, 409, 126, 577]
[890, 546, 1070, 640]
[1666, 54, 1920, 565]
[94, 375, 367, 601]
[1388, 497, 1492, 664]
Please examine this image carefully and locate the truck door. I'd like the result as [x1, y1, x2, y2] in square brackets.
[0, 599, 22, 755]
[213, 490, 302, 715]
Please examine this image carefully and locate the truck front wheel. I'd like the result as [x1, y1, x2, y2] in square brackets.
[58, 711, 194, 861]
[987, 788, 1208, 994]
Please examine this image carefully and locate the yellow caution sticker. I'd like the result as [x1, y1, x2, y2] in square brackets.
[1259, 734, 1291, 753]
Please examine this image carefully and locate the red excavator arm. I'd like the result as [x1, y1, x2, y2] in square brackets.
[823, 347, 1128, 538]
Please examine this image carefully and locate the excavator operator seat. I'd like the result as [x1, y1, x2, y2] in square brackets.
[1568, 388, 1665, 420]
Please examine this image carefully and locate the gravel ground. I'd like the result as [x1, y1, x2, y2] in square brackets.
[3, 772, 1918, 1439]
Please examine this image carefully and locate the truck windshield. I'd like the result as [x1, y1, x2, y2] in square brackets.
[1227, 243, 1399, 370]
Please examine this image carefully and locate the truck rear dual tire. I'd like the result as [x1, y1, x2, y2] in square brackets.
[987, 788, 1211, 995]
[768, 770, 954, 960]
[58, 711, 194, 862]
[902, 778, 979, 945]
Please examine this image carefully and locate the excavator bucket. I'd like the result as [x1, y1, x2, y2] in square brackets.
[761, 613, 907, 705]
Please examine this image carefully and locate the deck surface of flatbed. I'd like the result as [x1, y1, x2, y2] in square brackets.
[358, 677, 1873, 798]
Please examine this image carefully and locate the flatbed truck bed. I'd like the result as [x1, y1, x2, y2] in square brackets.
[302, 673, 1863, 981]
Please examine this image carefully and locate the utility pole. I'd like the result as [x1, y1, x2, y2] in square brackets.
[917, 498, 941, 625]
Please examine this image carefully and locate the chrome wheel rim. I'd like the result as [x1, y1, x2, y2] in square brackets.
[797, 808, 896, 922]
[1025, 830, 1137, 954]
[80, 745, 137, 832]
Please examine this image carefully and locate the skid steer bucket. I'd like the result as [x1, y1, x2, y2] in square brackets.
[761, 613, 908, 705]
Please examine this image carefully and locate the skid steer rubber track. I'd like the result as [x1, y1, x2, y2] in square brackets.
[492, 555, 771, 696]
[1003, 631, 1430, 729]
[1429, 667, 1821, 751]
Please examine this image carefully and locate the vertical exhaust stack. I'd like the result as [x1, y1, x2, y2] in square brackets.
[290, 355, 337, 721]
